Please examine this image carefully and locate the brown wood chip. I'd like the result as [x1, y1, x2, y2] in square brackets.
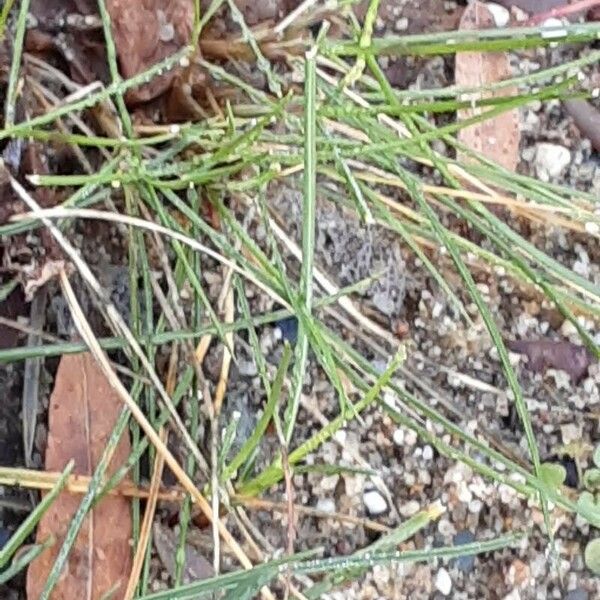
[455, 1, 521, 172]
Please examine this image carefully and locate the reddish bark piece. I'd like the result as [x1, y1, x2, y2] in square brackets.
[27, 353, 132, 600]
[106, 0, 194, 104]
[509, 339, 594, 384]
[455, 2, 521, 172]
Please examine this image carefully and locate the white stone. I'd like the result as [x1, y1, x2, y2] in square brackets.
[457, 481, 473, 504]
[405, 429, 418, 446]
[316, 498, 336, 514]
[363, 489, 388, 516]
[487, 3, 510, 28]
[422, 445, 434, 461]
[395, 17, 409, 31]
[534, 143, 571, 181]
[444, 463, 473, 485]
[561, 423, 582, 445]
[540, 17, 567, 39]
[584, 221, 599, 235]
[399, 500, 420, 517]
[435, 567, 452, 596]
[393, 428, 405, 446]
[438, 518, 456, 537]
[334, 429, 347, 444]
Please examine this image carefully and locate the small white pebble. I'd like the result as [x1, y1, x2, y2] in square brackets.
[534, 143, 570, 181]
[399, 500, 420, 517]
[334, 429, 347, 444]
[584, 221, 599, 235]
[394, 17, 409, 31]
[438, 518, 456, 537]
[405, 429, 418, 446]
[435, 567, 452, 596]
[316, 498, 336, 514]
[487, 3, 510, 28]
[561, 423, 582, 445]
[540, 17, 567, 39]
[457, 482, 473, 504]
[392, 428, 404, 446]
[363, 489, 388, 516]
[422, 445, 434, 461]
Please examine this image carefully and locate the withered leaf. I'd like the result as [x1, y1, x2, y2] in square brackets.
[455, 1, 521, 172]
[27, 353, 132, 600]
[106, 0, 194, 104]
[509, 339, 594, 384]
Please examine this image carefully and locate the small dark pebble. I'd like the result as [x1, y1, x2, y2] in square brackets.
[559, 456, 579, 489]
[452, 530, 476, 573]
[565, 589, 589, 600]
[276, 316, 298, 344]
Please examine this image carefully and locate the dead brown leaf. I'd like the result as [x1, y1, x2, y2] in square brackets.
[27, 352, 132, 600]
[509, 339, 594, 384]
[106, 0, 194, 104]
[455, 1, 521, 172]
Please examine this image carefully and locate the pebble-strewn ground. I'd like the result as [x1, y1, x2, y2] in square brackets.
[1, 1, 599, 599]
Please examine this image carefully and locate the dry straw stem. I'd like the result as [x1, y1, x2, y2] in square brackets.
[0, 466, 183, 501]
[12, 206, 290, 310]
[124, 346, 178, 599]
[124, 428, 168, 600]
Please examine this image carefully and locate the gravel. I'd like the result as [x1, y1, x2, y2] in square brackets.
[435, 567, 453, 596]
[534, 142, 572, 181]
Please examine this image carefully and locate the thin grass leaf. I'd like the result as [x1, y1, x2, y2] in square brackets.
[223, 344, 293, 484]
[295, 532, 523, 575]
[0, 46, 192, 143]
[285, 48, 317, 443]
[0, 462, 73, 569]
[0, 536, 54, 585]
[96, 0, 133, 136]
[0, 0, 16, 38]
[226, 0, 282, 96]
[306, 504, 444, 598]
[3, 0, 29, 126]
[329, 22, 600, 57]
[138, 550, 317, 600]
